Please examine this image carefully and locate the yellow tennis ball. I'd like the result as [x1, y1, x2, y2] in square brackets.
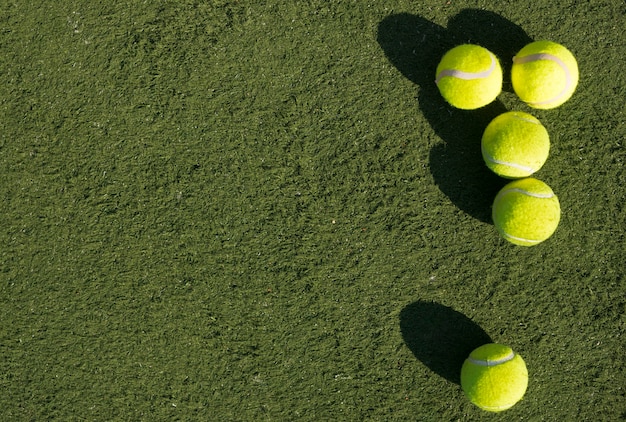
[435, 44, 503, 110]
[511, 40, 579, 109]
[492, 178, 560, 246]
[461, 343, 528, 412]
[481, 111, 550, 179]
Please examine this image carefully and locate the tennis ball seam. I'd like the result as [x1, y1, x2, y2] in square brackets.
[481, 147, 538, 174]
[513, 53, 574, 107]
[496, 187, 554, 199]
[467, 351, 516, 367]
[479, 402, 522, 412]
[501, 231, 545, 245]
[435, 51, 497, 84]
[506, 114, 541, 125]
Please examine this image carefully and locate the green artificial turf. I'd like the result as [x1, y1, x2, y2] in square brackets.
[1, 1, 624, 420]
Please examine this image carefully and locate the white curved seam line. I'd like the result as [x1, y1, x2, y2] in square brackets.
[435, 52, 496, 84]
[513, 53, 572, 106]
[468, 351, 515, 367]
[502, 231, 544, 244]
[482, 147, 536, 173]
[497, 188, 554, 199]
[509, 115, 541, 125]
[481, 403, 518, 411]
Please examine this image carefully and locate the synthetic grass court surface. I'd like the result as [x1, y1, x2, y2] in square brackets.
[1, 1, 624, 420]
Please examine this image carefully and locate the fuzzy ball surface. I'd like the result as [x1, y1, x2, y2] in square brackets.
[511, 40, 579, 109]
[435, 44, 503, 110]
[492, 178, 560, 246]
[481, 112, 550, 179]
[461, 343, 528, 412]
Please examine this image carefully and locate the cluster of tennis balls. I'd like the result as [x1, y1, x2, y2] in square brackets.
[434, 41, 579, 412]
[436, 40, 579, 247]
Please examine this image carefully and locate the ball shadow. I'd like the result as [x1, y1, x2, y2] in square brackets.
[377, 10, 533, 222]
[399, 301, 492, 384]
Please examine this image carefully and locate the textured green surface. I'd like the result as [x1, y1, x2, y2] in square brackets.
[1, 1, 624, 420]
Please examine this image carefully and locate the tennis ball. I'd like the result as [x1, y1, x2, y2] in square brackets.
[435, 44, 503, 110]
[461, 343, 528, 412]
[481, 111, 550, 179]
[492, 178, 560, 246]
[511, 40, 579, 109]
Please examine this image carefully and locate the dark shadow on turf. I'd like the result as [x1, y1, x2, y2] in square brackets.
[399, 301, 492, 384]
[377, 10, 532, 222]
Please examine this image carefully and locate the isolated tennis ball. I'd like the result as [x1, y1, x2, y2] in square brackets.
[511, 40, 579, 109]
[481, 111, 550, 179]
[461, 343, 528, 412]
[492, 178, 560, 246]
[435, 44, 503, 110]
